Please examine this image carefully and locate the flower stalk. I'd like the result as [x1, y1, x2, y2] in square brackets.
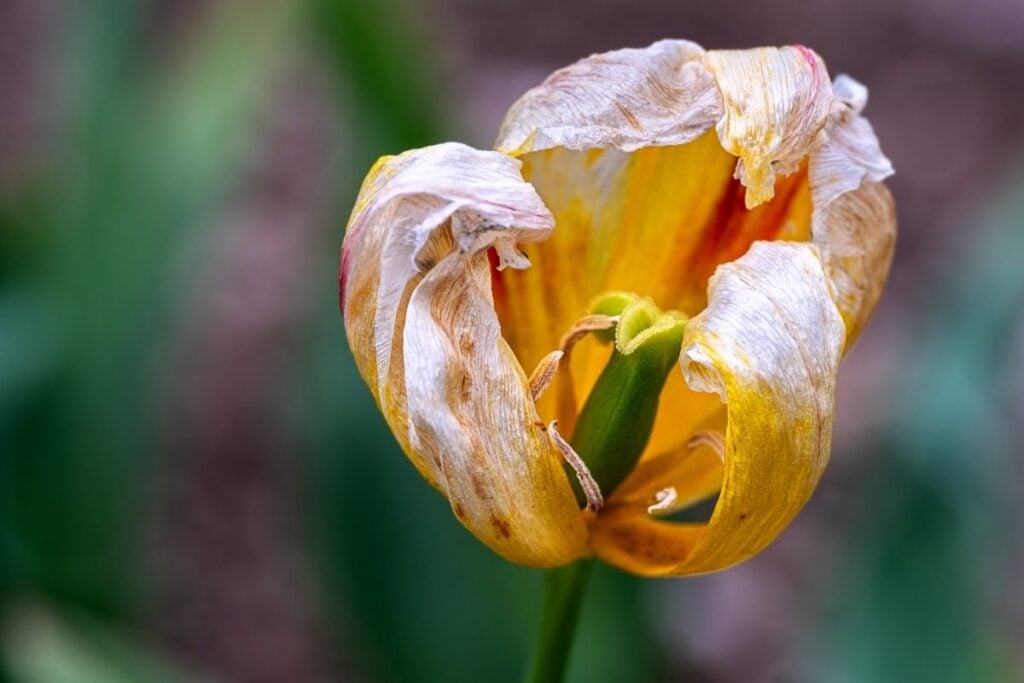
[524, 559, 593, 683]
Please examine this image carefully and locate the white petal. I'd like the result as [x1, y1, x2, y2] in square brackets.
[495, 39, 721, 156]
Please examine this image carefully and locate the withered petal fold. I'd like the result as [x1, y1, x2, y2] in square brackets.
[591, 242, 844, 576]
[809, 75, 896, 343]
[495, 39, 721, 156]
[341, 143, 587, 566]
[496, 41, 836, 211]
[701, 46, 833, 209]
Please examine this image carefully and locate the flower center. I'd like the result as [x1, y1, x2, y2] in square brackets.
[565, 292, 686, 503]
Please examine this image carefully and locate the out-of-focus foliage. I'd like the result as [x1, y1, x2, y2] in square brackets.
[1, 0, 299, 671]
[1, 0, 1022, 681]
[2, 604, 192, 683]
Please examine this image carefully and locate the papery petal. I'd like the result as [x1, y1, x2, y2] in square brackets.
[340, 143, 588, 566]
[809, 75, 896, 343]
[701, 45, 833, 209]
[495, 39, 720, 157]
[591, 242, 844, 576]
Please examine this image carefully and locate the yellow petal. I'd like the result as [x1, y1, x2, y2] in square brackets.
[701, 45, 833, 208]
[591, 242, 844, 576]
[493, 135, 813, 430]
[341, 143, 587, 566]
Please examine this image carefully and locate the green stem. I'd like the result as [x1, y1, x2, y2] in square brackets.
[524, 559, 594, 683]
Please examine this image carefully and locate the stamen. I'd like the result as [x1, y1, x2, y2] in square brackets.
[647, 487, 678, 515]
[548, 421, 604, 514]
[553, 314, 618, 434]
[528, 350, 563, 402]
[557, 314, 618, 358]
[687, 430, 726, 461]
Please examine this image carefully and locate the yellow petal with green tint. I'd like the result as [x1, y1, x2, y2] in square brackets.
[341, 143, 587, 566]
[591, 241, 844, 576]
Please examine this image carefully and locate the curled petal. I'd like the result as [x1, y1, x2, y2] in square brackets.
[341, 143, 587, 566]
[809, 75, 896, 342]
[813, 181, 895, 345]
[495, 39, 721, 156]
[591, 242, 844, 576]
[701, 45, 833, 208]
[341, 143, 555, 403]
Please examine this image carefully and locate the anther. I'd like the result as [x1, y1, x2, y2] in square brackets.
[528, 350, 564, 402]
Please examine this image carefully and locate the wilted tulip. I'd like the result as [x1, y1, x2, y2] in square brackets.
[340, 40, 894, 578]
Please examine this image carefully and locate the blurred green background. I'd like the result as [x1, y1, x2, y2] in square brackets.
[1, 1, 1022, 681]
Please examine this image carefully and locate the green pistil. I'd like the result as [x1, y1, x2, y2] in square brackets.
[568, 294, 687, 503]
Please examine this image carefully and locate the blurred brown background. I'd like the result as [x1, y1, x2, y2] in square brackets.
[1, 1, 1022, 682]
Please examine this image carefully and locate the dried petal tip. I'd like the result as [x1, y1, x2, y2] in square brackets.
[495, 39, 717, 156]
[702, 46, 832, 209]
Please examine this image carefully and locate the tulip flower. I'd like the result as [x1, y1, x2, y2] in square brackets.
[340, 40, 894, 580]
